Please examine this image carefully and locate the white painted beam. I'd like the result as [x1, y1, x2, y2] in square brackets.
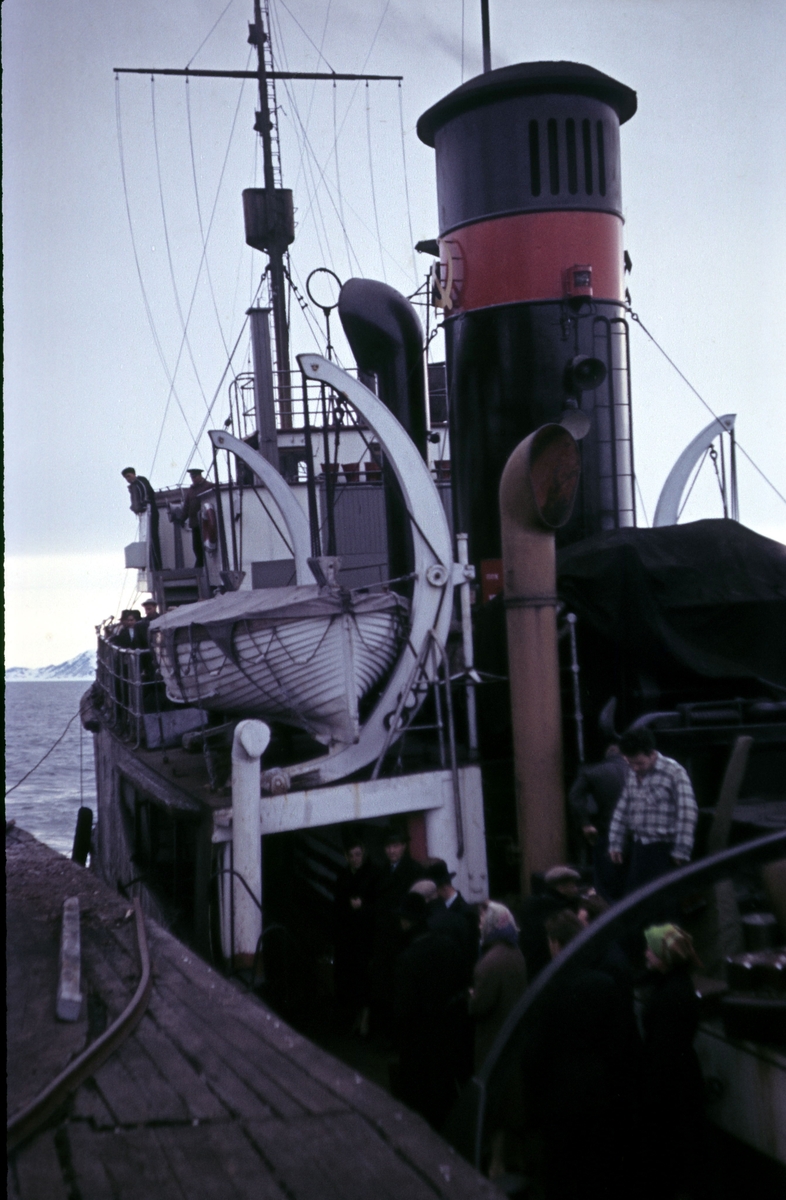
[212, 765, 489, 904]
[56, 897, 83, 1022]
[231, 720, 271, 963]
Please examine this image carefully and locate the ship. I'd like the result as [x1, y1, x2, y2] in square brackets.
[80, 0, 786, 1181]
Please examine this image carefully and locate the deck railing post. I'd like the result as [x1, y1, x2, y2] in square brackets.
[231, 720, 271, 968]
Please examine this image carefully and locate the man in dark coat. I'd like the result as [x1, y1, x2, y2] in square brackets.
[333, 830, 378, 1033]
[393, 891, 465, 1129]
[423, 863, 476, 973]
[569, 744, 628, 900]
[121, 468, 161, 570]
[110, 610, 147, 650]
[183, 468, 213, 567]
[422, 862, 478, 1091]
[526, 909, 643, 1200]
[369, 826, 423, 1041]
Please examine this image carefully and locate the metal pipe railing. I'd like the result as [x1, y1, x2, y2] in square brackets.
[443, 828, 786, 1169]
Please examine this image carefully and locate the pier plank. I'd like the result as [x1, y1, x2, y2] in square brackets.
[67, 1123, 185, 1200]
[146, 986, 277, 1121]
[133, 1011, 229, 1121]
[153, 1123, 288, 1200]
[113, 1029, 192, 1121]
[12, 1131, 68, 1200]
[90, 1049, 156, 1125]
[70, 1077, 116, 1127]
[247, 1111, 439, 1200]
[156, 968, 345, 1116]
[152, 976, 309, 1119]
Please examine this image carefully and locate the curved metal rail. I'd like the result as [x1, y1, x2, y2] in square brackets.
[443, 829, 786, 1169]
[208, 428, 313, 583]
[257, 354, 455, 794]
[7, 898, 152, 1154]
[653, 413, 736, 526]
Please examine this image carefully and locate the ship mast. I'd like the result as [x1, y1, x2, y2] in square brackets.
[115, 4, 402, 441]
[249, 0, 290, 413]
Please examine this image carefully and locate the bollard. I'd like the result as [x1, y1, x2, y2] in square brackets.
[231, 719, 271, 968]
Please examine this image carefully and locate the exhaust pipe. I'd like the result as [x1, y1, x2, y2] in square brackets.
[499, 424, 581, 895]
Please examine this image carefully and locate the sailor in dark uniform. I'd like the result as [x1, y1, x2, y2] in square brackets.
[183, 468, 213, 567]
[121, 467, 162, 570]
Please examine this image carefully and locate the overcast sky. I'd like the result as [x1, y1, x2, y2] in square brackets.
[4, 0, 785, 665]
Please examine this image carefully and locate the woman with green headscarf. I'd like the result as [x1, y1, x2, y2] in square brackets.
[641, 923, 708, 1200]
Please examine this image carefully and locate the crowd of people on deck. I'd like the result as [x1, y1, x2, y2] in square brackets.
[332, 729, 708, 1200]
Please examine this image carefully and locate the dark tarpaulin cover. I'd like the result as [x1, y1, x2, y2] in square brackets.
[557, 519, 786, 689]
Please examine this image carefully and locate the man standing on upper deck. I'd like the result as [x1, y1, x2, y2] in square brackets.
[183, 467, 213, 568]
[121, 468, 162, 570]
[608, 728, 698, 895]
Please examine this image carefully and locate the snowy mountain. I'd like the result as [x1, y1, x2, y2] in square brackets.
[5, 651, 97, 682]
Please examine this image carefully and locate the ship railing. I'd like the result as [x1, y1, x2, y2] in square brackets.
[443, 827, 786, 1172]
[95, 636, 166, 748]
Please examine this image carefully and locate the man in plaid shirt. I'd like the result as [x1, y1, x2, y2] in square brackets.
[608, 727, 698, 894]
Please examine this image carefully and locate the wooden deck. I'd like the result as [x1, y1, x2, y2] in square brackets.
[7, 826, 501, 1200]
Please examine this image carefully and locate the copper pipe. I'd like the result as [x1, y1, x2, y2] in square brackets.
[499, 424, 581, 895]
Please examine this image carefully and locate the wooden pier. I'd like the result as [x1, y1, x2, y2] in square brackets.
[7, 826, 501, 1200]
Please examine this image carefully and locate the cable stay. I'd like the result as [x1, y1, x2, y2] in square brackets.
[365, 81, 387, 283]
[150, 77, 212, 417]
[114, 78, 199, 459]
[628, 306, 786, 511]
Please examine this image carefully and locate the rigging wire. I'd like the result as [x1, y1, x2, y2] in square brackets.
[629, 308, 786, 511]
[186, 0, 239, 69]
[151, 77, 212, 415]
[5, 713, 81, 797]
[461, 0, 466, 82]
[275, 73, 366, 273]
[397, 82, 418, 285]
[333, 81, 355, 276]
[275, 0, 336, 72]
[186, 78, 233, 359]
[269, 0, 409, 281]
[114, 77, 197, 451]
[268, 5, 340, 275]
[365, 82, 387, 282]
[181, 315, 251, 482]
[634, 476, 650, 527]
[150, 55, 254, 475]
[677, 449, 710, 521]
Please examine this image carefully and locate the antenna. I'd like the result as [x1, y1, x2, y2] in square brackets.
[481, 0, 492, 73]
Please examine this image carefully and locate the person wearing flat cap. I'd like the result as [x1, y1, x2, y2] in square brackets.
[517, 864, 584, 979]
[183, 467, 213, 567]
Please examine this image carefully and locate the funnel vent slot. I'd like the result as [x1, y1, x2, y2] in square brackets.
[582, 119, 594, 194]
[597, 121, 607, 195]
[528, 120, 541, 196]
[547, 118, 560, 194]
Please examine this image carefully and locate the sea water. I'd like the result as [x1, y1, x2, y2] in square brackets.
[5, 681, 97, 857]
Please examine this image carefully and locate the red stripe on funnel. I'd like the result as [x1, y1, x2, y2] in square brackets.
[439, 210, 624, 313]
